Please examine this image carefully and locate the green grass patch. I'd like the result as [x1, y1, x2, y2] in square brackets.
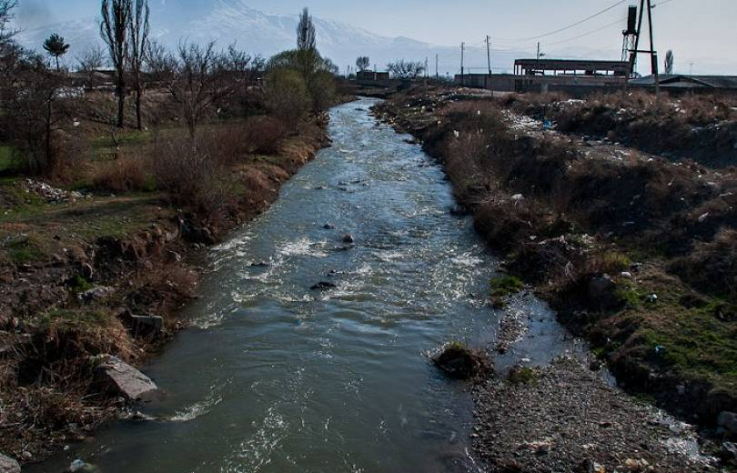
[68, 275, 93, 293]
[490, 275, 524, 308]
[0, 145, 15, 172]
[508, 366, 539, 385]
[639, 311, 737, 379]
[4, 234, 46, 264]
[37, 309, 111, 329]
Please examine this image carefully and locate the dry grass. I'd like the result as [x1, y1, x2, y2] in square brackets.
[89, 155, 149, 193]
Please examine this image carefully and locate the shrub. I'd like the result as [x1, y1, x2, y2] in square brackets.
[264, 69, 310, 128]
[242, 116, 288, 155]
[308, 70, 337, 112]
[150, 137, 234, 216]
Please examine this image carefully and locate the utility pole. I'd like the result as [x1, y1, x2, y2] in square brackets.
[646, 0, 659, 96]
[435, 54, 439, 80]
[629, 0, 659, 96]
[460, 42, 465, 86]
[425, 57, 429, 79]
[486, 35, 492, 77]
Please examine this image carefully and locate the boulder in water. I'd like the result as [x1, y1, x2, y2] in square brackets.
[94, 356, 158, 401]
[311, 281, 337, 291]
[432, 343, 491, 380]
[342, 234, 355, 244]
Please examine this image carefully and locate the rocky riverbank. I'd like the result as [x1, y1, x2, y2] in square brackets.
[0, 119, 330, 466]
[372, 85, 737, 471]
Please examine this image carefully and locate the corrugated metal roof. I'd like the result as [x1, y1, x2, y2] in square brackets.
[630, 74, 737, 89]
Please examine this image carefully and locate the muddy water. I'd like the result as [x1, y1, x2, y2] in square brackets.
[33, 98, 584, 473]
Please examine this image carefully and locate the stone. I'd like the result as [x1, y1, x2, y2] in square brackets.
[342, 234, 355, 244]
[95, 356, 158, 401]
[721, 442, 737, 462]
[587, 275, 621, 310]
[311, 282, 337, 291]
[0, 454, 20, 473]
[323, 223, 336, 230]
[718, 411, 737, 434]
[432, 344, 489, 380]
[78, 286, 116, 303]
[69, 459, 86, 472]
[130, 315, 165, 334]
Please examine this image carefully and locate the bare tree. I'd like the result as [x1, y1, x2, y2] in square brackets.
[387, 60, 425, 79]
[77, 45, 106, 89]
[296, 8, 316, 52]
[100, 0, 132, 128]
[356, 56, 370, 72]
[0, 0, 17, 47]
[11, 55, 74, 175]
[129, 0, 149, 130]
[665, 50, 675, 75]
[156, 42, 230, 138]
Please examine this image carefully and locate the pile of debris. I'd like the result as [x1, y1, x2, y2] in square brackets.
[25, 179, 86, 204]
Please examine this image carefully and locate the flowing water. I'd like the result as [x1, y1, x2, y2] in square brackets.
[33, 98, 583, 473]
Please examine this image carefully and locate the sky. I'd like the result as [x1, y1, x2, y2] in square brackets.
[13, 0, 737, 74]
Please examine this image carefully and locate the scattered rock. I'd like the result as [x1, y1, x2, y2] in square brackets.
[94, 356, 158, 401]
[310, 281, 337, 291]
[578, 459, 606, 473]
[342, 234, 355, 244]
[0, 454, 20, 473]
[718, 411, 737, 434]
[323, 223, 336, 230]
[250, 261, 270, 268]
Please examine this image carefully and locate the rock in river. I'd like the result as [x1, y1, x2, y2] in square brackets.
[95, 356, 158, 401]
[432, 343, 490, 380]
[719, 411, 737, 434]
[0, 453, 20, 473]
[311, 281, 337, 291]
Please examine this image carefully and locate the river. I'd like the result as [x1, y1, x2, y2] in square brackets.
[32, 97, 582, 473]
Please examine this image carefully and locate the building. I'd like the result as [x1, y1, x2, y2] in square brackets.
[356, 70, 390, 82]
[629, 74, 737, 93]
[456, 58, 631, 95]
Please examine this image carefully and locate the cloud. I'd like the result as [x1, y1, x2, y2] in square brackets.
[17, 0, 56, 30]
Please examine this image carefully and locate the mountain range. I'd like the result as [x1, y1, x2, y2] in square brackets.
[15, 0, 557, 75]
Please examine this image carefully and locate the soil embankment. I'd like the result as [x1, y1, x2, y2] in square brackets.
[0, 119, 329, 464]
[374, 86, 737, 470]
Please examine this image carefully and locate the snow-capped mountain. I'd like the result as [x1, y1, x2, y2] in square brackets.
[16, 0, 528, 74]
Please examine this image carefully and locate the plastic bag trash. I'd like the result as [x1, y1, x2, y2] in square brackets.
[70, 459, 86, 472]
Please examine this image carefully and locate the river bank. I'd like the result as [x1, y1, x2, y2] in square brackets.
[373, 86, 737, 470]
[0, 115, 330, 466]
[27, 96, 503, 473]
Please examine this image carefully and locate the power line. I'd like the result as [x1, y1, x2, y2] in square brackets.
[545, 16, 627, 46]
[492, 0, 628, 43]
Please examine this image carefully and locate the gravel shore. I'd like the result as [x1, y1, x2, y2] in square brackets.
[472, 359, 714, 472]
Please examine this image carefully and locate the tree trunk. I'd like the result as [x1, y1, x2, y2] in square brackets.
[45, 98, 54, 175]
[135, 85, 143, 131]
[116, 66, 126, 128]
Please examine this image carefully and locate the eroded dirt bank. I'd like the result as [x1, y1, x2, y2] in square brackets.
[374, 86, 737, 471]
[0, 120, 329, 465]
